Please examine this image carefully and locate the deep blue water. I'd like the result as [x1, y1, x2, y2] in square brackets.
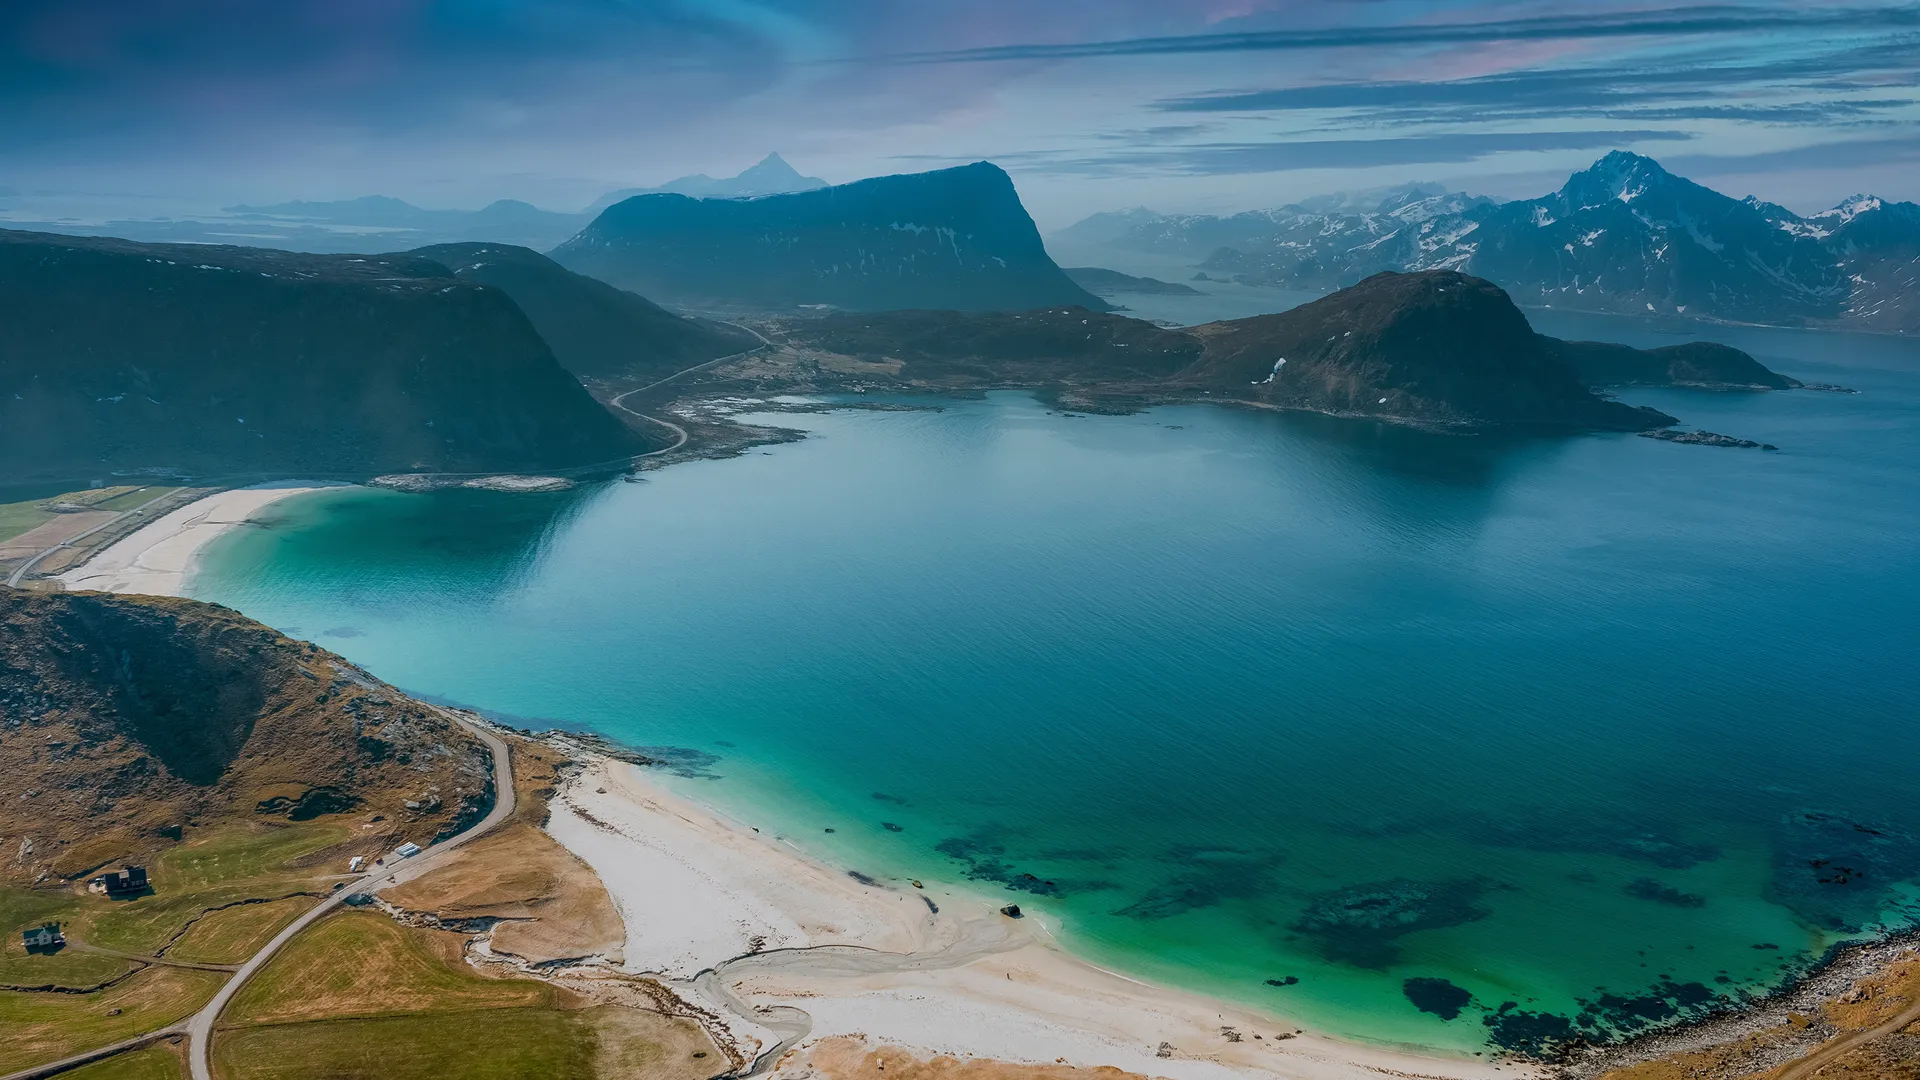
[188, 316, 1920, 1055]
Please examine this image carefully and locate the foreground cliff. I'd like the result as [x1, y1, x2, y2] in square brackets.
[406, 242, 758, 381]
[0, 589, 492, 883]
[553, 162, 1108, 313]
[0, 229, 643, 483]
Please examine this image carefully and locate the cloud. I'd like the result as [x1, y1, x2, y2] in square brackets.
[876, 5, 1920, 65]
[997, 129, 1697, 177]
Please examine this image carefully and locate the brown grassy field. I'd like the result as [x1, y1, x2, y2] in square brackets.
[215, 908, 716, 1080]
[165, 896, 319, 966]
[382, 822, 624, 964]
[0, 966, 223, 1074]
[58, 1041, 188, 1080]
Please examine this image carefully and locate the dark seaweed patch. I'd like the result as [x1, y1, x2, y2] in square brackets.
[934, 829, 1113, 897]
[1265, 976, 1300, 987]
[1112, 846, 1283, 921]
[1291, 878, 1493, 969]
[1483, 1008, 1580, 1057]
[1449, 812, 1721, 870]
[1623, 878, 1707, 908]
[1482, 978, 1727, 1058]
[881, 821, 904, 832]
[1769, 811, 1920, 931]
[1403, 977, 1472, 1020]
[872, 792, 910, 805]
[636, 745, 725, 779]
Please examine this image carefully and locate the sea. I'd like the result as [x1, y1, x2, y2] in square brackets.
[185, 297, 1920, 1057]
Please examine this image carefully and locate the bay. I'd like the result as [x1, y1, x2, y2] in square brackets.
[187, 315, 1920, 1055]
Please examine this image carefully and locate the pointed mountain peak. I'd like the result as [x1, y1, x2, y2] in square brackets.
[1811, 194, 1883, 223]
[743, 152, 803, 181]
[1562, 151, 1676, 208]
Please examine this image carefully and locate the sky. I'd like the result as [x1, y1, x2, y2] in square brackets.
[3, 1, 1918, 227]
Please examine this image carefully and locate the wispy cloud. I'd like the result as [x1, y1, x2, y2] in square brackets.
[876, 5, 1920, 65]
[995, 130, 1696, 177]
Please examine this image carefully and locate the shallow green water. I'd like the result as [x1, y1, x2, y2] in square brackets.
[189, 317, 1920, 1055]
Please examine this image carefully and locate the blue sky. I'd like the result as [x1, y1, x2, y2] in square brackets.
[2, 1, 1917, 225]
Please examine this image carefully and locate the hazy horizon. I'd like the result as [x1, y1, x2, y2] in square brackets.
[5, 2, 1919, 231]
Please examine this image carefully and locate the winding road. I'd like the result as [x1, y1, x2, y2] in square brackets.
[607, 326, 771, 457]
[180, 709, 514, 1080]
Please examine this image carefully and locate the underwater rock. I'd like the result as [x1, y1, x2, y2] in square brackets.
[1403, 977, 1473, 1020]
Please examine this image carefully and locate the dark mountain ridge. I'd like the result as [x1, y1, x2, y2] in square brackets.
[1183, 271, 1676, 431]
[0, 229, 643, 484]
[405, 242, 758, 381]
[553, 162, 1109, 314]
[776, 271, 1800, 433]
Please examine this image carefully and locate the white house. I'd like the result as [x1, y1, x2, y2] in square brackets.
[393, 842, 422, 859]
[22, 922, 63, 949]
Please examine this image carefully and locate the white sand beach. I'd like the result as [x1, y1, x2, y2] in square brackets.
[58, 481, 344, 596]
[546, 753, 1524, 1080]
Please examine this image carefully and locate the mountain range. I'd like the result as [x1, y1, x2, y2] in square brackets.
[583, 152, 828, 213]
[0, 155, 826, 256]
[554, 162, 1108, 313]
[0, 229, 644, 484]
[1059, 155, 1920, 333]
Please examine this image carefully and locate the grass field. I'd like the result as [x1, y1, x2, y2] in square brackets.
[0, 486, 179, 543]
[215, 910, 716, 1080]
[166, 896, 318, 966]
[76, 822, 349, 957]
[0, 888, 133, 987]
[226, 910, 551, 1025]
[0, 965, 223, 1074]
[2, 821, 352, 1073]
[59, 1042, 188, 1080]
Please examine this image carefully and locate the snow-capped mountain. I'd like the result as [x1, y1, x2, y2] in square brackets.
[1061, 154, 1920, 332]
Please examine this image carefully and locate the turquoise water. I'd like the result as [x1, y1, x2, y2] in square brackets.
[188, 318, 1920, 1056]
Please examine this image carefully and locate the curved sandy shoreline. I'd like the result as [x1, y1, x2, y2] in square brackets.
[545, 751, 1522, 1080]
[55, 477, 1523, 1077]
[57, 481, 345, 596]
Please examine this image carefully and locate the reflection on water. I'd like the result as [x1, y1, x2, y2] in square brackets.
[190, 317, 1920, 1054]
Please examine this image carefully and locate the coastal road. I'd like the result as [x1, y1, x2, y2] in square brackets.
[182, 709, 515, 1080]
[1776, 995, 1920, 1080]
[608, 325, 771, 458]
